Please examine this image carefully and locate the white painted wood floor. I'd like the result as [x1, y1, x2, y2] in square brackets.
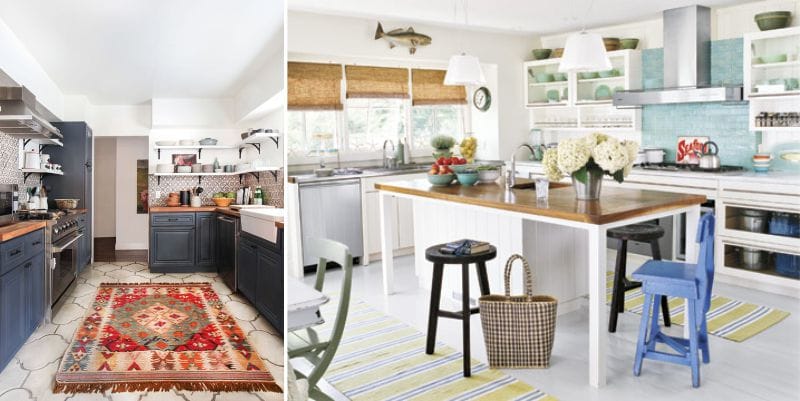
[298, 252, 800, 401]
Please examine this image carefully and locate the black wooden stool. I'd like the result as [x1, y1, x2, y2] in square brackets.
[425, 243, 497, 377]
[608, 224, 671, 333]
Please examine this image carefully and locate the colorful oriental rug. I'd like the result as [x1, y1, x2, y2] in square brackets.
[54, 282, 281, 394]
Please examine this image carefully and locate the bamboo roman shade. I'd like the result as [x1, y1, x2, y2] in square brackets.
[345, 65, 409, 99]
[411, 69, 467, 105]
[288, 62, 343, 110]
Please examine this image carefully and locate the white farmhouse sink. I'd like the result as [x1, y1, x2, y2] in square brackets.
[240, 208, 284, 243]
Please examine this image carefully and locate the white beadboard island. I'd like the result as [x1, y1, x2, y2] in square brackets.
[375, 178, 706, 388]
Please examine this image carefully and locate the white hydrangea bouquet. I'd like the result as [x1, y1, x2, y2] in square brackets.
[542, 133, 639, 192]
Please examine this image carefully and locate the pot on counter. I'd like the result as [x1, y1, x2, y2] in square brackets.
[695, 141, 721, 170]
[643, 148, 665, 164]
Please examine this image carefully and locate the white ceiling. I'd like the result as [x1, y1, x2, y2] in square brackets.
[289, 0, 751, 34]
[0, 0, 283, 105]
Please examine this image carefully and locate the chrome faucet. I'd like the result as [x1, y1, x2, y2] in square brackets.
[382, 140, 396, 169]
[506, 144, 536, 188]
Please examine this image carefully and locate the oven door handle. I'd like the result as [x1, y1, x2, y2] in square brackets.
[52, 233, 83, 253]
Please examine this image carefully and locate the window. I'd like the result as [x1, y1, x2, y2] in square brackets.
[345, 98, 406, 153]
[287, 110, 338, 158]
[410, 105, 466, 151]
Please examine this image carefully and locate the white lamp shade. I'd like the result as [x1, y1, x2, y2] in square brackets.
[558, 31, 612, 73]
[444, 54, 486, 86]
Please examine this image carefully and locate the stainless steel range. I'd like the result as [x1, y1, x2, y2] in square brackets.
[636, 162, 745, 174]
[17, 209, 85, 320]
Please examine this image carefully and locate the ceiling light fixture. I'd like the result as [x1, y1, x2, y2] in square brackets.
[444, 0, 486, 86]
[558, 0, 611, 73]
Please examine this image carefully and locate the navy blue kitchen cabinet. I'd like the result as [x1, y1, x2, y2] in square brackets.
[238, 230, 284, 334]
[0, 229, 46, 371]
[149, 212, 215, 273]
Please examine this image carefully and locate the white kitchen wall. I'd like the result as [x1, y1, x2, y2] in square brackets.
[115, 136, 149, 250]
[288, 10, 537, 162]
[94, 137, 117, 238]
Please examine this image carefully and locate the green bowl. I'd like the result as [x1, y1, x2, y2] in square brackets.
[546, 89, 560, 102]
[532, 48, 552, 60]
[535, 72, 554, 82]
[455, 172, 479, 186]
[451, 164, 477, 173]
[620, 38, 639, 49]
[580, 72, 600, 80]
[553, 72, 567, 81]
[427, 173, 454, 186]
[755, 11, 792, 31]
[594, 85, 612, 100]
[598, 69, 620, 78]
[760, 54, 788, 63]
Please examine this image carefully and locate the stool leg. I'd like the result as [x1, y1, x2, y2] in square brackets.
[647, 295, 661, 352]
[476, 262, 491, 296]
[425, 263, 444, 355]
[633, 293, 653, 376]
[461, 263, 471, 377]
[609, 239, 627, 332]
[700, 314, 710, 364]
[688, 299, 701, 388]
[650, 240, 671, 327]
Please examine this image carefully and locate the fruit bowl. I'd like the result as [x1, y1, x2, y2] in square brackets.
[427, 174, 454, 186]
[212, 197, 234, 207]
[477, 168, 502, 183]
[456, 172, 479, 186]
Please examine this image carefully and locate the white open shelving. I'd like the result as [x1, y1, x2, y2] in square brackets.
[151, 166, 281, 185]
[523, 49, 642, 133]
[744, 27, 800, 132]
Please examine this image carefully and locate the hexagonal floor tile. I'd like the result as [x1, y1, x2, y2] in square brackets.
[226, 301, 259, 321]
[0, 388, 32, 401]
[0, 360, 28, 395]
[51, 303, 86, 325]
[16, 335, 67, 371]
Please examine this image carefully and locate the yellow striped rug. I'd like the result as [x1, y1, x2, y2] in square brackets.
[606, 272, 790, 342]
[310, 300, 556, 401]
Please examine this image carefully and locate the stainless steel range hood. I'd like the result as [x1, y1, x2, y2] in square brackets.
[614, 5, 743, 107]
[0, 86, 62, 144]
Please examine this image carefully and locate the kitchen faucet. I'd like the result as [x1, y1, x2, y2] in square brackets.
[506, 144, 536, 189]
[383, 139, 397, 169]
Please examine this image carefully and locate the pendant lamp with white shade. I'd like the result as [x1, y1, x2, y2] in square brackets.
[444, 0, 485, 86]
[558, 0, 610, 73]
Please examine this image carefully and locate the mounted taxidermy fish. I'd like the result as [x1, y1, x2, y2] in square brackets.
[375, 22, 431, 55]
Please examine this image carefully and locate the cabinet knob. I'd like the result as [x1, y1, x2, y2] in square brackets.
[24, 262, 32, 269]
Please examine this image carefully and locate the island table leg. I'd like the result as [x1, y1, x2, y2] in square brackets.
[379, 192, 397, 295]
[588, 224, 608, 387]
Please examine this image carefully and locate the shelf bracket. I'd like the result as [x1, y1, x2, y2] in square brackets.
[198, 148, 202, 159]
[269, 170, 278, 181]
[269, 137, 279, 148]
[198, 176, 203, 185]
[157, 176, 161, 186]
[157, 148, 161, 160]
[238, 171, 262, 184]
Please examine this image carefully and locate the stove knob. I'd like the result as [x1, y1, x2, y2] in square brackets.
[54, 228, 59, 234]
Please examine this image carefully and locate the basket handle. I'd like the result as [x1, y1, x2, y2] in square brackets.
[503, 254, 534, 296]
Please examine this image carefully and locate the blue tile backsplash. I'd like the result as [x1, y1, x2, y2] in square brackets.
[641, 38, 757, 167]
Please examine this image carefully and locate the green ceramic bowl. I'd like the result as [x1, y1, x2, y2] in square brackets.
[594, 85, 612, 100]
[532, 48, 552, 60]
[755, 11, 792, 31]
[455, 172, 479, 186]
[580, 72, 600, 80]
[598, 69, 620, 78]
[427, 173, 454, 186]
[760, 53, 788, 63]
[535, 72, 554, 82]
[451, 164, 478, 173]
[553, 72, 567, 81]
[620, 38, 639, 49]
[546, 89, 560, 102]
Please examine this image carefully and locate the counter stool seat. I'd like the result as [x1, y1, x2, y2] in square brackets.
[425, 243, 496, 377]
[607, 224, 671, 333]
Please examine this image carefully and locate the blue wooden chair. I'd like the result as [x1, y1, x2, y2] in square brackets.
[632, 213, 715, 388]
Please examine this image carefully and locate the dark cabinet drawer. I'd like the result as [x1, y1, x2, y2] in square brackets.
[151, 213, 195, 226]
[0, 237, 26, 275]
[24, 230, 44, 257]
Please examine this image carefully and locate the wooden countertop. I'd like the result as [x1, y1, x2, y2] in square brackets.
[0, 221, 47, 242]
[375, 179, 707, 225]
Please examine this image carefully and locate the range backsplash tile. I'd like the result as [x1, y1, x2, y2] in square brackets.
[642, 38, 756, 167]
[0, 133, 40, 199]
[148, 169, 283, 208]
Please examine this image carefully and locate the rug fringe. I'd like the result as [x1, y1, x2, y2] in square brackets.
[53, 380, 283, 394]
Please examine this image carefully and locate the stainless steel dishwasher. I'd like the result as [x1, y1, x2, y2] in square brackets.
[299, 179, 364, 266]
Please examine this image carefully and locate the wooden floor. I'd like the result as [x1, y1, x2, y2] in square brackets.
[93, 237, 148, 262]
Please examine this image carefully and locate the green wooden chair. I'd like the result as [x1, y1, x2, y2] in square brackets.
[288, 238, 353, 401]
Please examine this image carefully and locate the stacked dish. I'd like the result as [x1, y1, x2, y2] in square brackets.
[752, 153, 772, 172]
[156, 164, 174, 173]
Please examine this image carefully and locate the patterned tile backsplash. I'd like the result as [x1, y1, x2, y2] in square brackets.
[0, 133, 40, 198]
[147, 169, 283, 208]
[641, 38, 757, 167]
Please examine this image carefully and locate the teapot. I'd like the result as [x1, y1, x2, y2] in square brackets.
[694, 141, 720, 170]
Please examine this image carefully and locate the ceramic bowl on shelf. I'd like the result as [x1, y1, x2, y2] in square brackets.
[594, 85, 612, 100]
[198, 138, 218, 146]
[202, 164, 214, 173]
[603, 37, 620, 51]
[178, 139, 196, 146]
[598, 69, 620, 78]
[760, 53, 788, 63]
[754, 11, 792, 31]
[580, 72, 599, 80]
[531, 48, 552, 60]
[553, 72, 567, 81]
[427, 173, 454, 186]
[156, 164, 174, 173]
[535, 72, 554, 82]
[155, 141, 176, 146]
[176, 165, 192, 173]
[620, 38, 639, 49]
[191, 164, 203, 173]
[547, 89, 561, 102]
[551, 48, 564, 58]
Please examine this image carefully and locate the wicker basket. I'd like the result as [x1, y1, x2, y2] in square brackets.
[479, 254, 557, 368]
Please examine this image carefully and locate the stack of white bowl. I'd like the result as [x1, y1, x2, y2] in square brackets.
[752, 153, 771, 173]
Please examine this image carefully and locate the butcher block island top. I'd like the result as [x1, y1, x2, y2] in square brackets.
[374, 179, 707, 225]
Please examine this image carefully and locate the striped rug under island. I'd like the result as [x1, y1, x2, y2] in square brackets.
[606, 272, 790, 342]
[302, 300, 556, 401]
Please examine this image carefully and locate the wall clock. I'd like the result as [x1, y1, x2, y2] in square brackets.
[473, 87, 491, 112]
